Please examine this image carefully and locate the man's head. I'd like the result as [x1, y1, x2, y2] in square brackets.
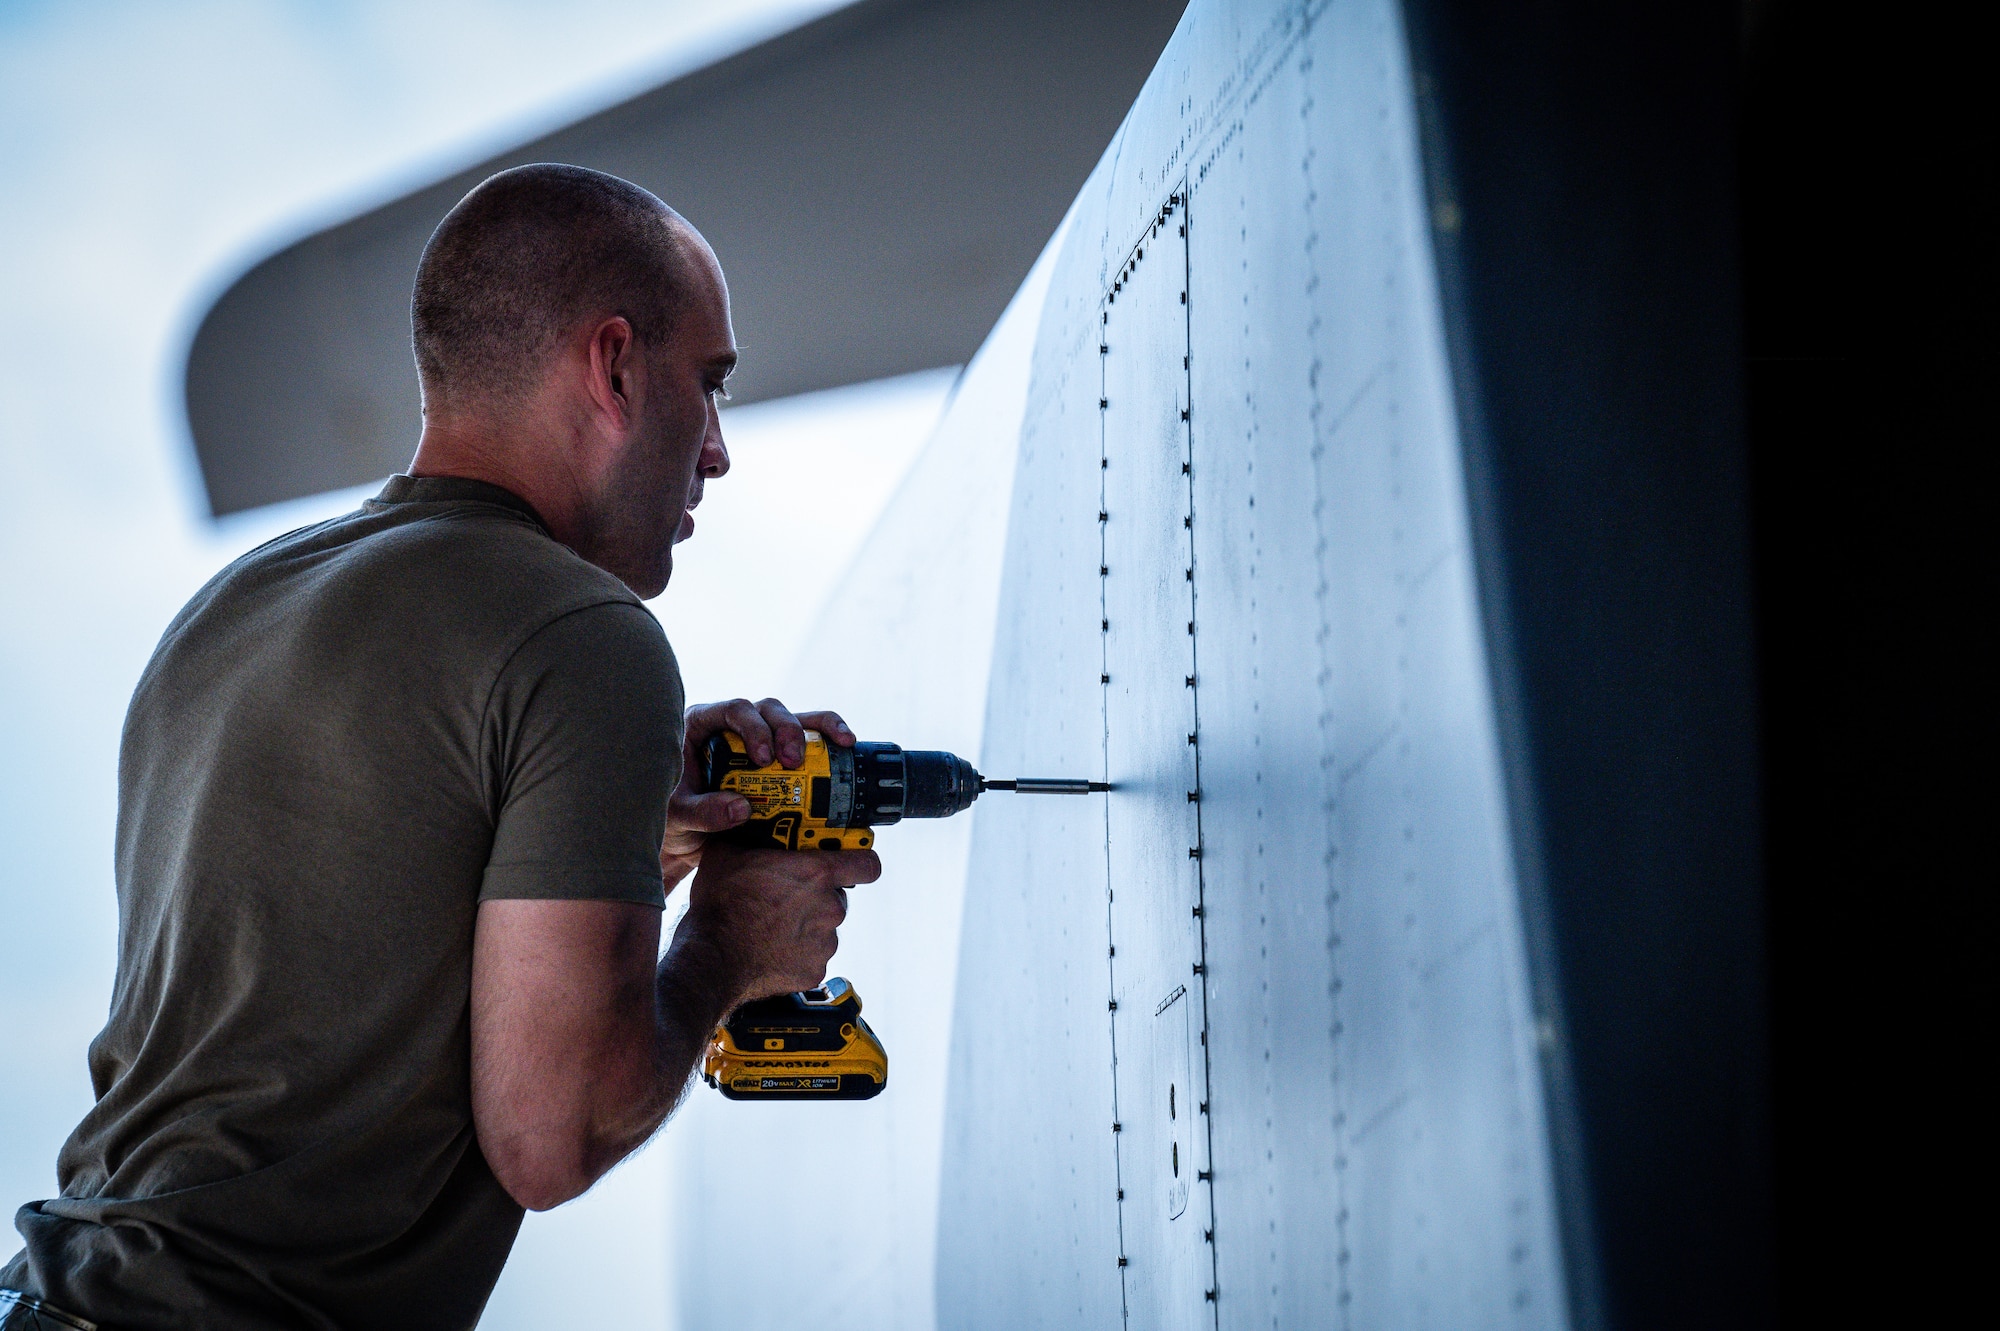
[410, 163, 734, 597]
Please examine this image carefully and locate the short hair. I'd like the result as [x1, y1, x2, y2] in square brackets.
[412, 163, 689, 405]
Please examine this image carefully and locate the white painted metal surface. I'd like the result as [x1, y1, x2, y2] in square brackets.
[936, 1, 1568, 1325]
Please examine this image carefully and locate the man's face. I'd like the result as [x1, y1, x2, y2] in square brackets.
[600, 226, 735, 599]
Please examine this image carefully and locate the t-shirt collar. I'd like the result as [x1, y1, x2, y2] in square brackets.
[372, 474, 551, 533]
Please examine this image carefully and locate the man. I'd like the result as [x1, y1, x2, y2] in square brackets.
[0, 163, 875, 1329]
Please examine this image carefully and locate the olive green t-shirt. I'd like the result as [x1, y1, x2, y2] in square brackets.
[1, 476, 684, 1329]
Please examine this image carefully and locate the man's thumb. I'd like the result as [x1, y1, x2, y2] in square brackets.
[675, 790, 751, 832]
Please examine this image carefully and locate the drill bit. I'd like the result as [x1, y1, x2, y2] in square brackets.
[979, 778, 1112, 795]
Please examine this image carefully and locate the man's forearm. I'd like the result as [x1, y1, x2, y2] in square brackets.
[539, 930, 730, 1206]
[474, 835, 865, 1210]
[568, 923, 737, 1188]
[649, 926, 739, 1119]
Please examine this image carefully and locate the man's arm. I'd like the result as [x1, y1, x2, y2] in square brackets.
[470, 698, 876, 1212]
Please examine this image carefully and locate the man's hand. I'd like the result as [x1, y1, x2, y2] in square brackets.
[671, 840, 881, 1006]
[661, 697, 856, 889]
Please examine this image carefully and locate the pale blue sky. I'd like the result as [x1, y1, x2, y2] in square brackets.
[0, 3, 948, 1324]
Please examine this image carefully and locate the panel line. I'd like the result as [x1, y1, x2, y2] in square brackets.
[1176, 181, 1223, 1328]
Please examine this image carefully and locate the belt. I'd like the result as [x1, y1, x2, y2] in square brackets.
[0, 1290, 97, 1331]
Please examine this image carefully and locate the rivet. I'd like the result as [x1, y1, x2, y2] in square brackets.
[1101, 672, 1110, 683]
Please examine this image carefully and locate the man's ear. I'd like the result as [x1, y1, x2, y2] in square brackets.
[585, 316, 639, 429]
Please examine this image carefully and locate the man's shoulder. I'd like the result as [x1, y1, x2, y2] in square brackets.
[173, 492, 647, 683]
[283, 493, 630, 613]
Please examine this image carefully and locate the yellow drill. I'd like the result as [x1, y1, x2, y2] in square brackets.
[697, 730, 1105, 1100]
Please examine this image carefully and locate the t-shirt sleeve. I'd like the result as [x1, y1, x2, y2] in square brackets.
[478, 601, 684, 907]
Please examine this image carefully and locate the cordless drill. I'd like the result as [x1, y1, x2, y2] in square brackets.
[697, 730, 1106, 1101]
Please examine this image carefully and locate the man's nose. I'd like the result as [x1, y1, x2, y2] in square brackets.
[701, 422, 730, 479]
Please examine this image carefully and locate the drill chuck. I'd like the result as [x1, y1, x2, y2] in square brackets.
[838, 742, 982, 825]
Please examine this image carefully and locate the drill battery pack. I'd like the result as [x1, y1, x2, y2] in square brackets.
[703, 977, 888, 1101]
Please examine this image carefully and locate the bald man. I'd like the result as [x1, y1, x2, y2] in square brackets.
[0, 164, 874, 1331]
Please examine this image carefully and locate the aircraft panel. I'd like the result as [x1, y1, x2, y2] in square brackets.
[940, 1, 1568, 1325]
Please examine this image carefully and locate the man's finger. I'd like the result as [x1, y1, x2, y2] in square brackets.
[670, 789, 750, 833]
[754, 698, 807, 768]
[821, 885, 850, 928]
[814, 850, 882, 888]
[717, 697, 776, 765]
[795, 710, 856, 747]
[678, 700, 747, 792]
[680, 700, 739, 752]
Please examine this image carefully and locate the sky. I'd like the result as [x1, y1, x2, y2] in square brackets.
[0, 2, 950, 1324]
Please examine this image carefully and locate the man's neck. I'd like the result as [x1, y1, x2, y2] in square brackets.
[409, 415, 590, 550]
